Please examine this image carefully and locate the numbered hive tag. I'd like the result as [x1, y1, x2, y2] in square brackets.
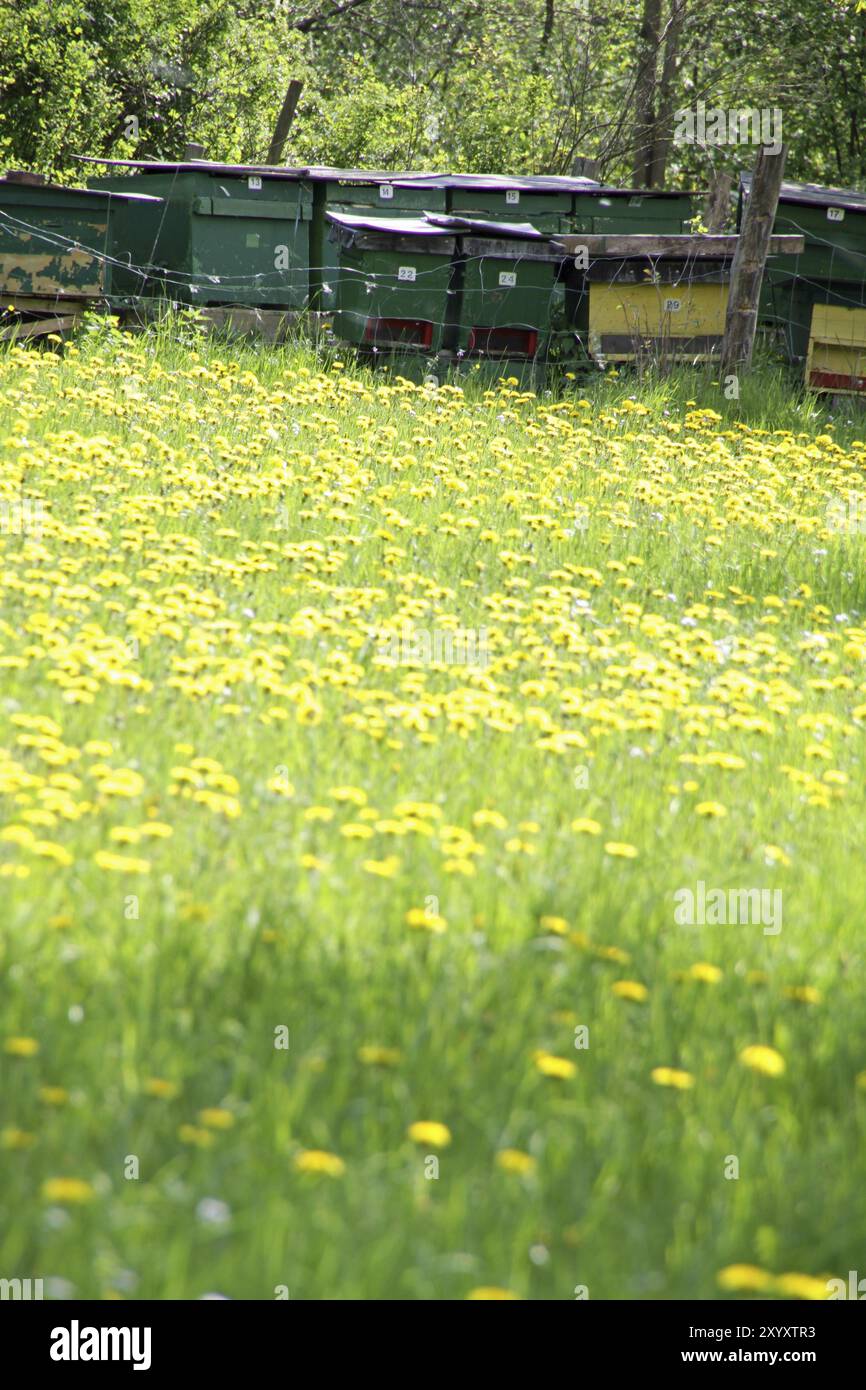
[379, 184, 394, 200]
[505, 189, 520, 204]
[397, 265, 417, 281]
[248, 176, 262, 190]
[663, 297, 682, 312]
[827, 206, 845, 221]
[628, 196, 643, 207]
[498, 271, 517, 288]
[246, 232, 260, 248]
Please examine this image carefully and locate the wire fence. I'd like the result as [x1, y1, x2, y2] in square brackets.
[6, 194, 866, 372]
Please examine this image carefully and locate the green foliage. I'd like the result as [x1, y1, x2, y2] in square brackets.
[0, 1, 311, 179]
[289, 60, 438, 171]
[1, 2, 866, 198]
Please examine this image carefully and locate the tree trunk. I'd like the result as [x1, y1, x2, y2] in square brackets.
[648, 0, 686, 188]
[703, 170, 733, 233]
[631, 0, 663, 187]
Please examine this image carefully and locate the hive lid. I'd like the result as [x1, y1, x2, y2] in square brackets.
[423, 213, 549, 239]
[73, 155, 312, 180]
[325, 211, 455, 237]
[304, 166, 447, 186]
[740, 172, 866, 214]
[0, 172, 162, 202]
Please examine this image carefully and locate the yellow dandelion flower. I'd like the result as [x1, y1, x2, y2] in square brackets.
[178, 1125, 214, 1148]
[362, 855, 400, 878]
[443, 857, 476, 875]
[739, 1044, 785, 1077]
[466, 1287, 521, 1300]
[357, 1045, 402, 1067]
[329, 786, 367, 806]
[539, 915, 569, 937]
[41, 1178, 95, 1204]
[266, 775, 295, 797]
[773, 1273, 832, 1301]
[533, 1051, 576, 1080]
[93, 850, 151, 874]
[695, 801, 727, 818]
[32, 840, 74, 866]
[571, 817, 602, 835]
[3, 1127, 36, 1149]
[594, 944, 630, 963]
[340, 822, 374, 839]
[686, 962, 723, 985]
[650, 1066, 695, 1090]
[603, 841, 638, 858]
[143, 1078, 180, 1100]
[611, 980, 648, 1003]
[198, 1107, 235, 1129]
[38, 1086, 69, 1105]
[4, 1036, 39, 1057]
[407, 1121, 452, 1148]
[763, 844, 791, 866]
[717, 1264, 774, 1292]
[405, 906, 447, 934]
[495, 1149, 537, 1176]
[295, 1149, 346, 1177]
[298, 853, 325, 870]
[783, 986, 822, 1005]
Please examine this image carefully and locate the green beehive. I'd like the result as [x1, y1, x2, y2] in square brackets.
[740, 174, 866, 284]
[443, 174, 584, 236]
[326, 212, 457, 353]
[738, 175, 866, 367]
[570, 187, 694, 234]
[0, 170, 161, 302]
[307, 168, 448, 311]
[86, 159, 313, 307]
[445, 220, 563, 360]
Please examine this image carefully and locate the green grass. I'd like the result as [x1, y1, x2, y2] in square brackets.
[0, 322, 865, 1301]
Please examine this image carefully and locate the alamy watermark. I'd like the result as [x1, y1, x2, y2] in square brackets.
[0, 497, 44, 537]
[376, 624, 490, 668]
[674, 881, 782, 936]
[826, 496, 866, 534]
[674, 102, 782, 155]
[827, 1271, 866, 1299]
[1, 1277, 43, 1299]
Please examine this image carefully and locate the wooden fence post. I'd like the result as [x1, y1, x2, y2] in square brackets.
[720, 144, 787, 377]
[267, 80, 304, 166]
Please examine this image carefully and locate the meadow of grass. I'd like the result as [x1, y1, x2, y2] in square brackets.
[1, 319, 865, 1301]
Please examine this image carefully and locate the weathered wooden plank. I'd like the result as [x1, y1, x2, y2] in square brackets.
[459, 236, 564, 262]
[0, 313, 81, 340]
[551, 233, 803, 258]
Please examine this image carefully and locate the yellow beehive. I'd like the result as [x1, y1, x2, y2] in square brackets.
[806, 303, 866, 393]
[588, 280, 729, 364]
